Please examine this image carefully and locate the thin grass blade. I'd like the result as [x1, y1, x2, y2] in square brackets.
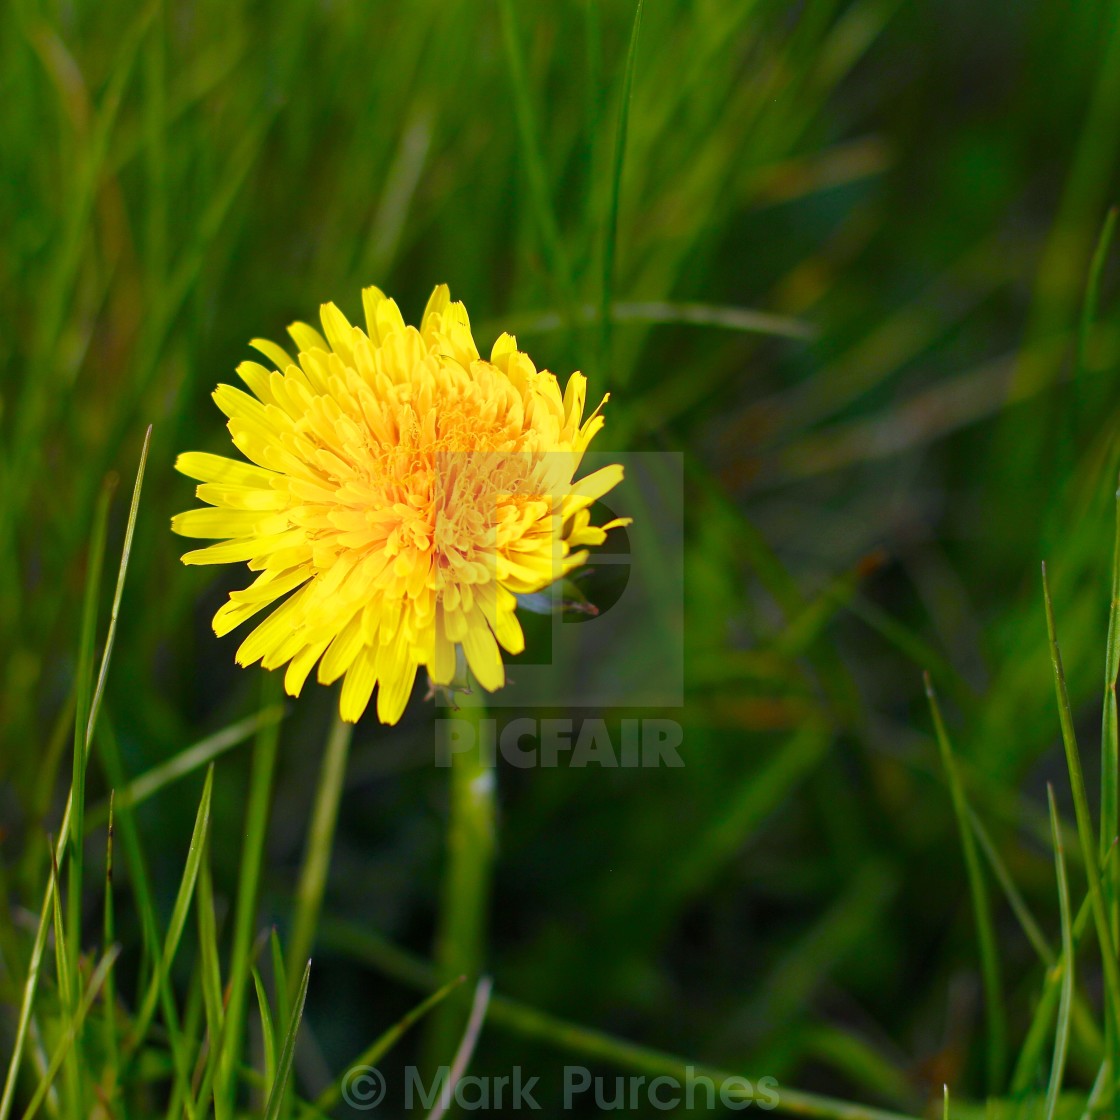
[313, 977, 466, 1113]
[253, 968, 278, 1093]
[496, 0, 575, 316]
[128, 764, 214, 1054]
[286, 709, 352, 1000]
[323, 917, 926, 1120]
[426, 977, 493, 1120]
[19, 946, 121, 1120]
[599, 0, 644, 375]
[100, 793, 120, 1096]
[1043, 562, 1120, 1063]
[925, 671, 1007, 1091]
[219, 676, 282, 1112]
[1043, 786, 1074, 1120]
[0, 478, 112, 1120]
[88, 705, 285, 828]
[195, 853, 228, 1120]
[264, 960, 311, 1120]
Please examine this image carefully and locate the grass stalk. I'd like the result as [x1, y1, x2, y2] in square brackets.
[497, 0, 576, 316]
[426, 977, 493, 1120]
[309, 977, 465, 1115]
[324, 916, 926, 1120]
[1101, 474, 1120, 903]
[286, 707, 353, 1000]
[100, 794, 120, 1108]
[264, 961, 311, 1120]
[925, 672, 1006, 1092]
[19, 947, 121, 1120]
[599, 0, 644, 376]
[66, 478, 113, 1031]
[1042, 786, 1073, 1120]
[1099, 466, 1120, 1093]
[0, 478, 111, 1120]
[219, 676, 283, 1111]
[1043, 561, 1120, 1096]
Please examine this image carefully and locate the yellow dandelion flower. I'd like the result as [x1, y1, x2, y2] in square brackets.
[172, 284, 629, 725]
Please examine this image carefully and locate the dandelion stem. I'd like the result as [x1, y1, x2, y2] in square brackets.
[425, 693, 495, 1067]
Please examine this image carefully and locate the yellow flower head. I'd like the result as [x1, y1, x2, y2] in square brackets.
[172, 285, 628, 725]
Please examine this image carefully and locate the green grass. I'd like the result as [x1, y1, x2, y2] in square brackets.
[3, 0, 1120, 1116]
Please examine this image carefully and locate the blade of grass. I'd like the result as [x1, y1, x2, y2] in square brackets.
[426, 977, 493, 1120]
[311, 977, 465, 1115]
[968, 807, 1053, 966]
[23, 689, 76, 886]
[191, 949, 242, 1120]
[127, 764, 214, 1059]
[61, 421, 148, 1095]
[843, 593, 969, 711]
[496, 300, 815, 341]
[582, 0, 603, 254]
[253, 968, 278, 1097]
[609, 299, 816, 339]
[264, 960, 311, 1120]
[2, 9, 151, 558]
[659, 724, 830, 928]
[359, 105, 433, 281]
[219, 675, 282, 1113]
[739, 861, 896, 1059]
[82, 110, 277, 529]
[0, 477, 112, 1120]
[778, 560, 885, 658]
[87, 705, 285, 829]
[48, 846, 79, 1118]
[497, 0, 575, 317]
[66, 476, 113, 1047]
[599, 0, 644, 376]
[1014, 10, 1120, 402]
[286, 708, 352, 1002]
[61, 424, 149, 1100]
[1101, 471, 1120, 911]
[925, 672, 1006, 1092]
[322, 917, 928, 1120]
[19, 946, 121, 1120]
[1078, 206, 1117, 380]
[142, 0, 168, 289]
[1011, 850, 1106, 1091]
[95, 716, 160, 989]
[85, 425, 151, 746]
[166, 967, 209, 1120]
[798, 1025, 912, 1106]
[1043, 786, 1074, 1120]
[970, 802, 1107, 1068]
[1098, 459, 1120, 1094]
[195, 853, 228, 1120]
[1043, 561, 1120, 1085]
[271, 929, 291, 1041]
[96, 715, 198, 1113]
[100, 793, 120, 1105]
[1078, 1059, 1111, 1120]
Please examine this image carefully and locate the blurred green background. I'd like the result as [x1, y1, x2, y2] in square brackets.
[3, 0, 1120, 1115]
